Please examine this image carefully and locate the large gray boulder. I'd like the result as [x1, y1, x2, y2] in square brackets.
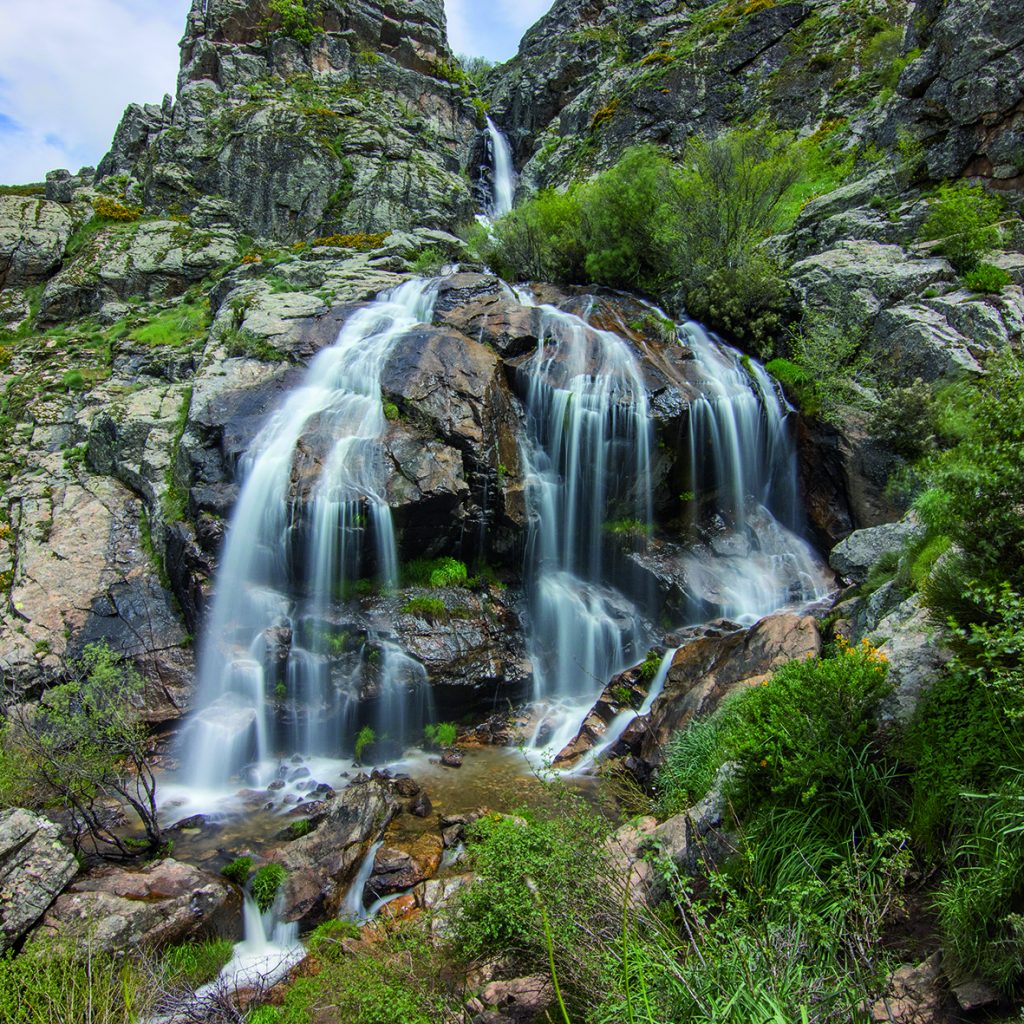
[34, 858, 239, 953]
[0, 809, 77, 952]
[278, 780, 398, 927]
[0, 197, 73, 289]
[829, 519, 921, 585]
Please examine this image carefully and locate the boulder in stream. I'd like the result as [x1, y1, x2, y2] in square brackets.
[277, 780, 398, 928]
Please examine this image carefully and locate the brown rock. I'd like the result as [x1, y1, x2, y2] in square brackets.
[35, 858, 239, 953]
[870, 953, 947, 1024]
[366, 833, 444, 900]
[479, 975, 555, 1022]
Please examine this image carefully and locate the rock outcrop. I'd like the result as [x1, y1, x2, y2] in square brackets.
[278, 780, 398, 926]
[35, 858, 239, 953]
[96, 0, 482, 241]
[0, 809, 77, 953]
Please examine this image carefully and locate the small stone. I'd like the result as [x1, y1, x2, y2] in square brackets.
[394, 777, 421, 798]
[440, 748, 464, 769]
[409, 792, 433, 817]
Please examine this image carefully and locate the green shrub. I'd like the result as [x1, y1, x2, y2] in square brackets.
[920, 181, 1005, 272]
[251, 863, 287, 913]
[636, 648, 664, 682]
[962, 261, 1012, 293]
[221, 856, 254, 886]
[423, 722, 458, 748]
[92, 195, 141, 221]
[453, 808, 607, 964]
[683, 254, 789, 357]
[401, 596, 446, 620]
[163, 939, 234, 988]
[354, 724, 375, 764]
[473, 187, 587, 283]
[727, 639, 893, 812]
[410, 247, 447, 276]
[269, 0, 319, 44]
[781, 292, 870, 422]
[1, 642, 164, 857]
[382, 401, 399, 421]
[914, 354, 1024, 598]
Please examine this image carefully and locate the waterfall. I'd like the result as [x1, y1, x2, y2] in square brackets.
[178, 279, 440, 792]
[485, 117, 517, 219]
[678, 321, 831, 623]
[200, 895, 302, 996]
[516, 294, 654, 746]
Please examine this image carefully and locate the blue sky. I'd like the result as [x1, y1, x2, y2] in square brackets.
[0, 0, 551, 185]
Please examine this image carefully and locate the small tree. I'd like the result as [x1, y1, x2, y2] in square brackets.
[919, 181, 1005, 272]
[1, 643, 162, 859]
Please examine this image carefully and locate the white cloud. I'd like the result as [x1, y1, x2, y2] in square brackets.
[444, 0, 552, 61]
[0, 0, 190, 184]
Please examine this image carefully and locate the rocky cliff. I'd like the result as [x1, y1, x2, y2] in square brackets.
[98, 0, 481, 241]
[488, 0, 1024, 195]
[0, 0, 1022, 734]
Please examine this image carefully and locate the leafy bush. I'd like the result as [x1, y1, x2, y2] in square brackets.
[962, 261, 1012, 293]
[920, 181, 1005, 272]
[727, 639, 893, 812]
[423, 722, 458, 748]
[870, 378, 938, 459]
[91, 195, 141, 222]
[453, 808, 608, 964]
[306, 918, 360, 957]
[781, 293, 870, 421]
[268, 0, 319, 44]
[474, 186, 587, 283]
[0, 642, 163, 857]
[914, 353, 1024, 598]
[221, 855, 254, 887]
[163, 939, 234, 989]
[251, 863, 287, 913]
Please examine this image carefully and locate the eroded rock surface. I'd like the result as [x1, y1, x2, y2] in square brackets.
[0, 809, 77, 953]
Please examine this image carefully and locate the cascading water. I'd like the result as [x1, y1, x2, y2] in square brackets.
[484, 117, 517, 220]
[677, 321, 831, 623]
[514, 294, 655, 750]
[178, 279, 440, 793]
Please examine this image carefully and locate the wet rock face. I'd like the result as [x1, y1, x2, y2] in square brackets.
[97, 0, 480, 241]
[34, 858, 240, 953]
[278, 780, 398, 927]
[0, 809, 78, 953]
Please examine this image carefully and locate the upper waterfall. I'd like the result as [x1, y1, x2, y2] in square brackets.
[485, 118, 517, 220]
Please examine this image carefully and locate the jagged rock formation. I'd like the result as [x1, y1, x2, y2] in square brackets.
[488, 0, 1024, 195]
[98, 0, 481, 241]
